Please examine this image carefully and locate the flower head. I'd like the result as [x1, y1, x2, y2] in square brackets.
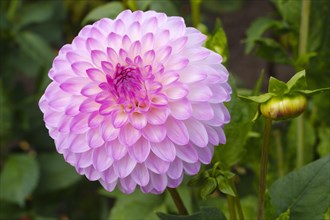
[39, 10, 231, 194]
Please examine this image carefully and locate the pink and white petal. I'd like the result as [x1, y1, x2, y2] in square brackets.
[106, 139, 127, 161]
[176, 143, 199, 163]
[141, 33, 154, 53]
[187, 85, 213, 102]
[79, 98, 100, 113]
[167, 158, 183, 179]
[179, 65, 207, 84]
[100, 179, 117, 192]
[186, 31, 207, 48]
[92, 146, 113, 172]
[71, 61, 94, 77]
[165, 117, 189, 146]
[142, 124, 166, 143]
[150, 172, 168, 193]
[113, 154, 136, 178]
[169, 98, 192, 120]
[70, 133, 91, 153]
[86, 68, 106, 82]
[65, 96, 86, 116]
[150, 138, 176, 162]
[76, 149, 93, 168]
[127, 137, 150, 163]
[128, 21, 142, 42]
[142, 17, 158, 34]
[192, 102, 214, 121]
[60, 77, 90, 95]
[113, 19, 126, 35]
[101, 118, 120, 142]
[170, 36, 188, 54]
[107, 32, 122, 53]
[162, 17, 186, 39]
[86, 37, 103, 52]
[204, 125, 219, 146]
[100, 167, 118, 183]
[129, 112, 147, 130]
[112, 110, 129, 128]
[88, 112, 103, 128]
[81, 82, 101, 97]
[183, 162, 201, 175]
[205, 104, 230, 126]
[165, 57, 189, 71]
[151, 93, 168, 106]
[131, 163, 150, 187]
[209, 84, 231, 103]
[146, 107, 169, 125]
[70, 113, 90, 134]
[164, 83, 188, 100]
[214, 126, 226, 145]
[167, 174, 183, 188]
[119, 124, 141, 147]
[84, 166, 101, 181]
[184, 118, 208, 147]
[119, 176, 137, 194]
[87, 127, 104, 148]
[44, 111, 62, 127]
[145, 152, 170, 174]
[195, 146, 214, 164]
[48, 93, 71, 111]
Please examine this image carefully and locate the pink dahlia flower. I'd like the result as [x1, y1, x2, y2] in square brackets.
[39, 10, 231, 194]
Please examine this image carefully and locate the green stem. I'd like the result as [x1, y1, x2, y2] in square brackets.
[296, 0, 310, 169]
[167, 188, 188, 215]
[227, 195, 237, 220]
[257, 118, 272, 220]
[190, 0, 201, 28]
[231, 180, 245, 220]
[274, 130, 284, 177]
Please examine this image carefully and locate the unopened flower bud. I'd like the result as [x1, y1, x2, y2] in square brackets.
[260, 94, 307, 120]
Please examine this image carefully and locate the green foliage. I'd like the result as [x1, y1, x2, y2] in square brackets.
[269, 155, 330, 220]
[0, 154, 39, 206]
[82, 2, 125, 25]
[157, 206, 226, 220]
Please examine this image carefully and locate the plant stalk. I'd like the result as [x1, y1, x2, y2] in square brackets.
[231, 180, 245, 220]
[296, 0, 311, 169]
[167, 188, 188, 215]
[190, 0, 201, 28]
[227, 195, 237, 220]
[257, 118, 272, 220]
[274, 129, 284, 177]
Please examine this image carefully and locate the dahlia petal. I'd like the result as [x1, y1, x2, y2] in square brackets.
[79, 98, 100, 113]
[107, 32, 121, 53]
[150, 172, 167, 193]
[188, 85, 213, 102]
[77, 149, 93, 168]
[170, 36, 188, 54]
[167, 175, 184, 188]
[179, 65, 207, 84]
[159, 71, 179, 86]
[87, 127, 104, 148]
[166, 57, 189, 71]
[205, 104, 230, 126]
[48, 95, 70, 111]
[141, 33, 154, 52]
[196, 146, 214, 164]
[44, 111, 62, 127]
[64, 150, 78, 166]
[184, 118, 208, 147]
[119, 176, 137, 194]
[106, 47, 119, 64]
[209, 84, 231, 103]
[169, 98, 192, 120]
[151, 93, 168, 106]
[143, 50, 156, 64]
[128, 137, 150, 163]
[86, 68, 106, 82]
[66, 51, 87, 64]
[142, 124, 166, 143]
[142, 17, 158, 34]
[113, 154, 136, 178]
[81, 82, 100, 97]
[101, 118, 119, 141]
[155, 30, 170, 49]
[99, 102, 116, 115]
[113, 19, 126, 35]
[165, 117, 189, 145]
[131, 163, 150, 186]
[119, 124, 141, 146]
[58, 116, 73, 133]
[100, 179, 117, 192]
[186, 32, 207, 47]
[70, 113, 89, 133]
[145, 152, 170, 174]
[112, 110, 129, 128]
[204, 125, 220, 146]
[92, 146, 113, 172]
[192, 102, 214, 121]
[101, 167, 118, 183]
[155, 46, 172, 63]
[146, 107, 169, 125]
[162, 17, 185, 39]
[70, 134, 91, 153]
[53, 58, 71, 72]
[129, 112, 147, 130]
[65, 96, 85, 116]
[71, 61, 93, 76]
[167, 158, 183, 179]
[60, 77, 89, 95]
[164, 83, 188, 100]
[106, 139, 127, 161]
[86, 37, 102, 52]
[128, 21, 141, 42]
[214, 126, 226, 144]
[84, 166, 101, 181]
[150, 138, 176, 162]
[183, 162, 201, 175]
[176, 143, 199, 163]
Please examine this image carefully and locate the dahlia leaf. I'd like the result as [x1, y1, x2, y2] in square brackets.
[0, 154, 39, 206]
[296, 88, 330, 96]
[268, 77, 288, 95]
[157, 206, 226, 220]
[36, 153, 82, 193]
[286, 70, 307, 92]
[238, 93, 275, 104]
[216, 175, 236, 197]
[255, 38, 292, 65]
[269, 155, 330, 220]
[200, 177, 217, 200]
[82, 2, 125, 25]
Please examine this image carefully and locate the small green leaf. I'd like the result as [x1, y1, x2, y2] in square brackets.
[295, 88, 330, 96]
[276, 209, 290, 220]
[206, 19, 229, 64]
[200, 177, 217, 200]
[216, 176, 236, 197]
[286, 70, 307, 92]
[255, 38, 292, 64]
[82, 2, 125, 25]
[0, 154, 39, 206]
[270, 155, 330, 220]
[245, 17, 282, 53]
[37, 153, 82, 193]
[268, 77, 288, 95]
[238, 93, 275, 103]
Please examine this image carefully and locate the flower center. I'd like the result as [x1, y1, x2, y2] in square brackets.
[106, 64, 149, 112]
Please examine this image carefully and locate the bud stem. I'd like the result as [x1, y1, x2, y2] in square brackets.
[167, 188, 189, 215]
[257, 118, 272, 220]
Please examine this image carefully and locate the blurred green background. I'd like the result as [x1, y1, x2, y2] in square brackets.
[0, 0, 329, 219]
